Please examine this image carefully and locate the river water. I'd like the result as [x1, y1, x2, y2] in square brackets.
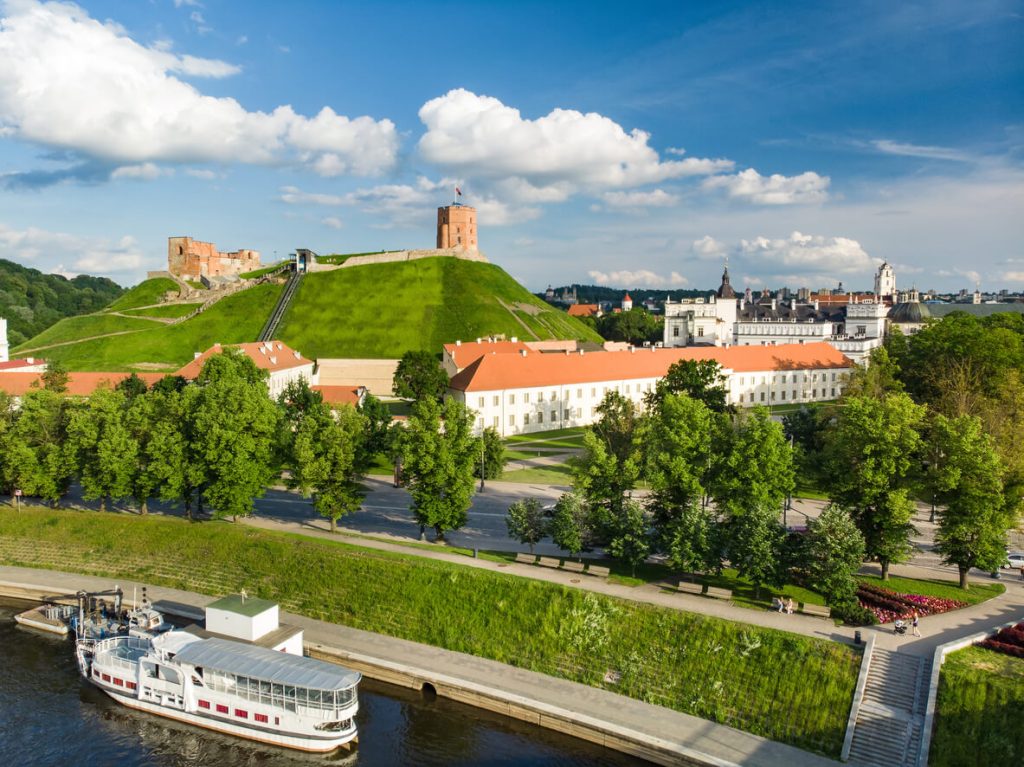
[0, 600, 646, 766]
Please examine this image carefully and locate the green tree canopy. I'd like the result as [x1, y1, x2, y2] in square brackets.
[393, 351, 448, 402]
[804, 505, 866, 606]
[505, 498, 549, 554]
[399, 397, 477, 539]
[549, 491, 597, 560]
[646, 359, 729, 413]
[64, 387, 136, 512]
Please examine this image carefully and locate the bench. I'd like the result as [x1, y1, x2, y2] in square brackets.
[514, 553, 536, 565]
[801, 603, 832, 618]
[562, 561, 585, 574]
[677, 581, 704, 596]
[706, 586, 732, 600]
[586, 565, 611, 578]
[537, 556, 561, 569]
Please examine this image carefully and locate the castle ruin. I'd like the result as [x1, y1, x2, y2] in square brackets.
[167, 236, 260, 280]
[436, 204, 477, 251]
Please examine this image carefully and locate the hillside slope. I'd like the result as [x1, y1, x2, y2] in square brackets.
[0, 258, 123, 347]
[276, 257, 602, 359]
[18, 282, 283, 371]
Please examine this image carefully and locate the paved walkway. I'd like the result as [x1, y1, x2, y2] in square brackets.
[0, 565, 842, 767]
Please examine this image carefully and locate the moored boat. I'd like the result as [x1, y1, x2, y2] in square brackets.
[76, 630, 360, 752]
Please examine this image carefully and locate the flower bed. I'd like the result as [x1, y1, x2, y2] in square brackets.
[981, 622, 1024, 659]
[856, 583, 967, 624]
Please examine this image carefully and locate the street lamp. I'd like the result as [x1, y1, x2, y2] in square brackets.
[479, 436, 485, 491]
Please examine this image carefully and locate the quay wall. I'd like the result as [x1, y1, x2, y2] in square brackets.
[0, 569, 840, 767]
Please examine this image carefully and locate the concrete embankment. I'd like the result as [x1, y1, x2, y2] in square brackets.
[0, 566, 840, 767]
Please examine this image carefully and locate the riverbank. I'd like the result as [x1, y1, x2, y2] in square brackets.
[0, 566, 844, 767]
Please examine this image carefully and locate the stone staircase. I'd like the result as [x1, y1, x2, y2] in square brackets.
[848, 648, 931, 767]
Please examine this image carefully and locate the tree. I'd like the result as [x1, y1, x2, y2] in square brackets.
[843, 346, 904, 400]
[640, 392, 718, 572]
[573, 391, 641, 534]
[393, 351, 448, 402]
[289, 402, 366, 533]
[782, 404, 826, 489]
[608, 498, 651, 576]
[0, 389, 73, 504]
[64, 387, 136, 512]
[805, 505, 866, 606]
[931, 414, 1015, 588]
[399, 397, 477, 540]
[824, 393, 925, 579]
[277, 378, 324, 432]
[122, 387, 184, 515]
[549, 491, 597, 560]
[115, 373, 149, 401]
[190, 350, 281, 520]
[41, 360, 69, 393]
[357, 392, 392, 472]
[596, 308, 661, 344]
[646, 359, 729, 413]
[474, 426, 505, 480]
[727, 503, 786, 598]
[505, 498, 548, 554]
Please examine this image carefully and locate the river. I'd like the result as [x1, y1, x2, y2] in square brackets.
[0, 600, 646, 766]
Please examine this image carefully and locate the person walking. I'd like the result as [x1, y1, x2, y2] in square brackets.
[1018, 564, 1023, 581]
[912, 610, 921, 637]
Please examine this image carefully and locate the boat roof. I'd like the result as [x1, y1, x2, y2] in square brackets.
[206, 594, 277, 617]
[174, 638, 360, 691]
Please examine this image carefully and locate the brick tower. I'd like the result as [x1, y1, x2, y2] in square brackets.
[437, 204, 478, 251]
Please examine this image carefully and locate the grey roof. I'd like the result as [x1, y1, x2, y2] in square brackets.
[207, 594, 277, 617]
[888, 302, 931, 323]
[175, 638, 360, 691]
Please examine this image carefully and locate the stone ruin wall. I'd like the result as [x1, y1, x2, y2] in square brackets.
[167, 236, 260, 280]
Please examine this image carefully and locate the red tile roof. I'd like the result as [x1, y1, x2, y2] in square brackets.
[567, 304, 600, 317]
[176, 341, 311, 379]
[313, 385, 364, 407]
[448, 342, 852, 392]
[0, 359, 46, 371]
[0, 372, 165, 397]
[442, 340, 529, 370]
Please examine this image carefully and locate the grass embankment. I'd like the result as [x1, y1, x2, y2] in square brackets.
[24, 283, 283, 371]
[276, 257, 602, 359]
[240, 262, 289, 280]
[0, 506, 858, 756]
[122, 303, 202, 319]
[105, 278, 180, 311]
[931, 645, 1024, 766]
[15, 314, 163, 352]
[858, 574, 1003, 606]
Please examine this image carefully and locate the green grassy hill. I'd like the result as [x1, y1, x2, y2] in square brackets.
[277, 257, 602, 359]
[17, 282, 283, 371]
[105, 277, 180, 311]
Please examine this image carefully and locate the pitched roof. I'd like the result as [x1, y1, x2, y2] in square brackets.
[0, 359, 45, 371]
[448, 342, 853, 392]
[0, 371, 165, 397]
[567, 304, 600, 317]
[176, 341, 311, 379]
[312, 385, 364, 407]
[442, 339, 529, 370]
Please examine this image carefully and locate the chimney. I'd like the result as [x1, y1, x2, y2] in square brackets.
[578, 349, 585, 355]
[630, 347, 635, 353]
[27, 357, 33, 364]
[564, 349, 570, 355]
[476, 337, 482, 344]
[294, 351, 301, 359]
[270, 356, 277, 365]
[511, 336, 517, 343]
[194, 352, 201, 360]
[520, 349, 528, 357]
[771, 298, 777, 311]
[455, 340, 462, 346]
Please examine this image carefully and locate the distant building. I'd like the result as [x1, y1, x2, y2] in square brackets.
[662, 266, 738, 347]
[167, 236, 260, 281]
[448, 342, 854, 437]
[436, 204, 478, 251]
[621, 292, 633, 311]
[874, 262, 896, 302]
[176, 341, 315, 399]
[888, 288, 931, 335]
[0, 371, 165, 404]
[568, 303, 601, 319]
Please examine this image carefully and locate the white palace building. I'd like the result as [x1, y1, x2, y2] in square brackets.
[447, 340, 854, 437]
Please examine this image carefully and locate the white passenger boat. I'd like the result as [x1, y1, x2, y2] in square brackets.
[76, 630, 360, 752]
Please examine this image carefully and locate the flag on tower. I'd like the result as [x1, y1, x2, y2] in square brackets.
[455, 187, 462, 196]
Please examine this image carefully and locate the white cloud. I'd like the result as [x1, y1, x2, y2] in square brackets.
[1002, 271, 1024, 283]
[601, 189, 679, 208]
[737, 231, 876, 278]
[278, 185, 346, 206]
[703, 169, 830, 205]
[935, 267, 982, 284]
[189, 10, 211, 35]
[871, 139, 972, 162]
[235, 35, 247, 46]
[417, 89, 733, 195]
[110, 162, 171, 180]
[321, 216, 343, 229]
[691, 235, 726, 259]
[0, 223, 148, 277]
[0, 1, 398, 177]
[173, 0, 202, 7]
[185, 167, 217, 179]
[588, 269, 689, 288]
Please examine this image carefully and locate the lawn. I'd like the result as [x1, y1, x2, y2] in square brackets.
[28, 282, 283, 371]
[500, 464, 575, 484]
[0, 506, 860, 756]
[15, 313, 162, 352]
[276, 257, 602, 359]
[104, 278, 181, 311]
[122, 303, 202, 319]
[931, 645, 1024, 766]
[505, 427, 587, 443]
[240, 262, 289, 279]
[858, 574, 1003, 606]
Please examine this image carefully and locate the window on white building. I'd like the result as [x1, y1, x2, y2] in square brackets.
[771, 391, 776, 400]
[551, 390, 557, 401]
[673, 327, 680, 337]
[577, 389, 582, 398]
[508, 394, 515, 405]
[477, 397, 484, 408]
[524, 392, 530, 403]
[565, 409, 572, 420]
[509, 414, 515, 426]
[625, 384, 631, 394]
[537, 412, 544, 423]
[697, 327, 703, 336]
[524, 413, 531, 425]
[781, 391, 786, 400]
[591, 388, 597, 397]
[493, 395, 499, 406]
[760, 392, 765, 402]
[493, 416, 499, 428]
[551, 410, 559, 422]
[477, 417, 484, 428]
[538, 391, 544, 402]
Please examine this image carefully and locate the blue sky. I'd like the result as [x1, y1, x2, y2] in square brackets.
[0, 0, 1021, 293]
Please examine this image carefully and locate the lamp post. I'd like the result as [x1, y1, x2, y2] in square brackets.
[479, 436, 485, 491]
